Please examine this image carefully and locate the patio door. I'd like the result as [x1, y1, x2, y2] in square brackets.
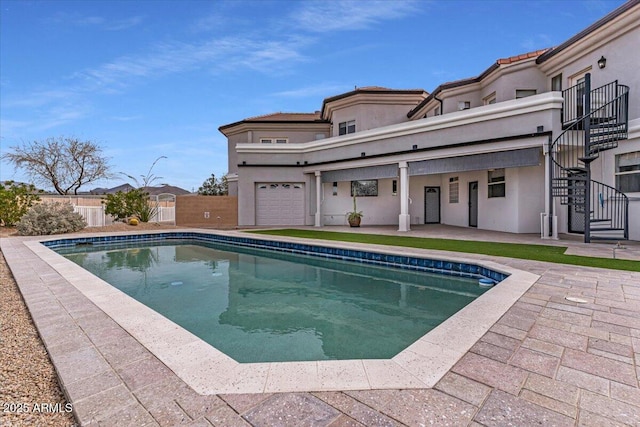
[468, 181, 478, 228]
[424, 186, 441, 224]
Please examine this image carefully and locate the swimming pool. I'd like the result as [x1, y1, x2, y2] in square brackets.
[26, 230, 536, 393]
[56, 239, 491, 363]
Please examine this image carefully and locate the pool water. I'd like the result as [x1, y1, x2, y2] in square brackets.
[59, 240, 489, 363]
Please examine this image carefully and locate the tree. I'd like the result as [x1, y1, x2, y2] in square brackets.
[1, 137, 112, 195]
[198, 173, 228, 195]
[0, 181, 41, 226]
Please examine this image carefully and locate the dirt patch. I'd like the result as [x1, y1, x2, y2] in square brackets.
[0, 251, 76, 426]
[0, 222, 185, 426]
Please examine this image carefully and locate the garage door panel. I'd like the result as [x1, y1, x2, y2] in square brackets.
[256, 183, 305, 226]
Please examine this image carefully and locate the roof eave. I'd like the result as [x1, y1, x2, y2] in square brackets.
[536, 0, 640, 64]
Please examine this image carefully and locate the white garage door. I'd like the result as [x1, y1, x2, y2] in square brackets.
[256, 183, 305, 226]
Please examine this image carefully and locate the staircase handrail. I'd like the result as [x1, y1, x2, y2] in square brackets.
[551, 81, 630, 183]
[589, 179, 629, 240]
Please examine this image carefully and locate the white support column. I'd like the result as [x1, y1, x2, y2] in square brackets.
[315, 171, 322, 227]
[542, 141, 558, 239]
[398, 161, 411, 232]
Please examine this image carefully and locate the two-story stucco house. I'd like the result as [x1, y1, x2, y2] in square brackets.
[220, 0, 640, 242]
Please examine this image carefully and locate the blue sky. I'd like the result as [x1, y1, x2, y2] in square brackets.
[0, 0, 627, 192]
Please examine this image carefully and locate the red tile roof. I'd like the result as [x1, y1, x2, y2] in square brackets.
[243, 112, 322, 122]
[497, 49, 550, 65]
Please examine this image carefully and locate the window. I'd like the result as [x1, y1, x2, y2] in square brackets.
[449, 177, 459, 203]
[392, 180, 397, 196]
[483, 92, 496, 105]
[516, 89, 537, 99]
[338, 120, 356, 135]
[458, 101, 471, 110]
[488, 169, 506, 198]
[616, 152, 640, 192]
[351, 180, 378, 196]
[332, 182, 338, 196]
[260, 138, 288, 144]
[551, 74, 562, 91]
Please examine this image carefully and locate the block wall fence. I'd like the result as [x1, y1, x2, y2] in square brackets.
[175, 195, 238, 228]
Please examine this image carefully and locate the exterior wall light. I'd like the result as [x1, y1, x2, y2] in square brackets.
[597, 56, 607, 69]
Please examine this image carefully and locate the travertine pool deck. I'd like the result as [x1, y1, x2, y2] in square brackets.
[2, 226, 640, 426]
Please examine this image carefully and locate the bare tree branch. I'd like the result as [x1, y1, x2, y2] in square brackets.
[1, 136, 113, 195]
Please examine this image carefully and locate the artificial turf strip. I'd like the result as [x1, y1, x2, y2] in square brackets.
[249, 229, 640, 272]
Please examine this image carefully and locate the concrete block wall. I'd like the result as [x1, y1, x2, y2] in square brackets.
[175, 195, 238, 228]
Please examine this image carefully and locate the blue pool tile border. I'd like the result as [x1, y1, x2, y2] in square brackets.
[43, 232, 509, 283]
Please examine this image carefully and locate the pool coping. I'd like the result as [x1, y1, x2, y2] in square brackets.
[6, 229, 539, 395]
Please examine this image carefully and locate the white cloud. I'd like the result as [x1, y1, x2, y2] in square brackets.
[290, 0, 421, 33]
[48, 12, 144, 31]
[272, 83, 351, 99]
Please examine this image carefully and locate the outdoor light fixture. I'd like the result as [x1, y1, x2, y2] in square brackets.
[361, 152, 366, 157]
[598, 56, 607, 69]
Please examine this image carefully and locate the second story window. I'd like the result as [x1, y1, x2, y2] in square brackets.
[458, 101, 471, 111]
[516, 89, 537, 99]
[483, 92, 496, 105]
[260, 138, 288, 144]
[338, 120, 356, 135]
[551, 74, 562, 91]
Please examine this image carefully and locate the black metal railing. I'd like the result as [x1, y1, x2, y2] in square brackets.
[588, 82, 629, 155]
[589, 180, 629, 239]
[561, 81, 586, 126]
[551, 75, 630, 242]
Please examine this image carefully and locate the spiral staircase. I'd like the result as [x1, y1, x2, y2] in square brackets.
[550, 73, 630, 242]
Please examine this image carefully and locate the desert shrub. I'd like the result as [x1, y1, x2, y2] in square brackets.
[103, 188, 156, 222]
[0, 181, 41, 226]
[17, 202, 86, 235]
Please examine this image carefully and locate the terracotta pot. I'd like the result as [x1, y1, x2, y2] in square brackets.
[348, 216, 361, 227]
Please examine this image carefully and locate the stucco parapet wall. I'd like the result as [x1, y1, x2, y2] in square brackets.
[236, 92, 563, 155]
[536, 2, 640, 73]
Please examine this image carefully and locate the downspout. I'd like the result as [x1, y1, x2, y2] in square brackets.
[547, 134, 554, 237]
[434, 95, 444, 115]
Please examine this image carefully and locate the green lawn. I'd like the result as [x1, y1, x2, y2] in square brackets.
[248, 229, 640, 272]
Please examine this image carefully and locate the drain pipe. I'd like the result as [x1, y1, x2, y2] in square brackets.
[434, 95, 444, 116]
[547, 134, 554, 237]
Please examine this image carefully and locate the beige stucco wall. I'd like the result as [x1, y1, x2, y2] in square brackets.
[330, 104, 414, 136]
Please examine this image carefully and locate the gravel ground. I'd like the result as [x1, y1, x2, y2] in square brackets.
[0, 223, 179, 426]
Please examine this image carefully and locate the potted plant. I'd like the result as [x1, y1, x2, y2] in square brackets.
[347, 195, 363, 227]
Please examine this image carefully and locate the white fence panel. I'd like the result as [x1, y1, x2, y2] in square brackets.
[74, 206, 115, 227]
[73, 204, 174, 226]
[150, 206, 175, 223]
